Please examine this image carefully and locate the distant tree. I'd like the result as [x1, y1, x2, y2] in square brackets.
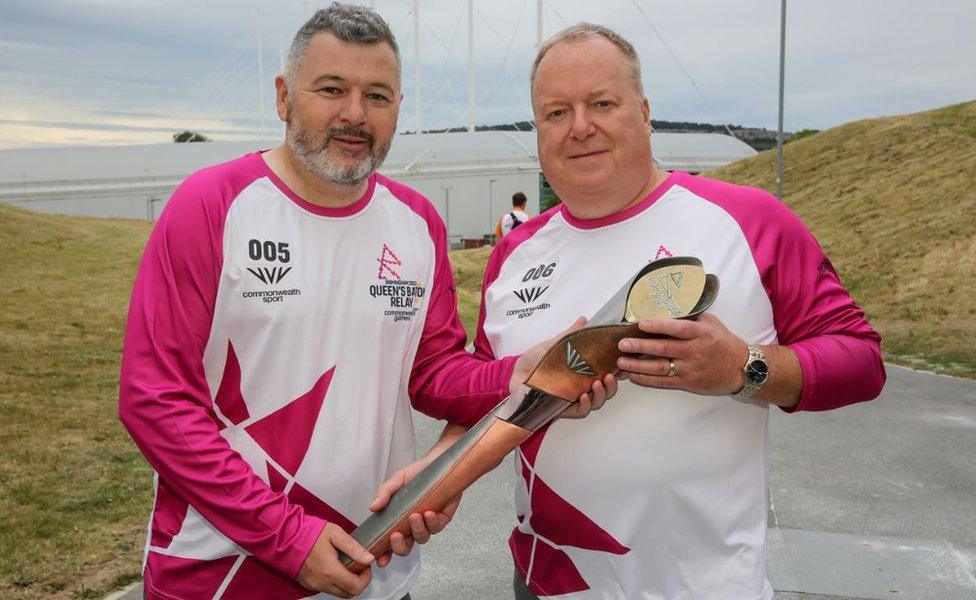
[476, 120, 536, 132]
[417, 121, 539, 134]
[173, 130, 211, 143]
[791, 128, 821, 142]
[651, 120, 742, 133]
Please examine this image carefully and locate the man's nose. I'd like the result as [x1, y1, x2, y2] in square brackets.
[569, 108, 595, 141]
[339, 94, 368, 126]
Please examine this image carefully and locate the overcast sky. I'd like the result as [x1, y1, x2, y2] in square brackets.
[0, 0, 973, 149]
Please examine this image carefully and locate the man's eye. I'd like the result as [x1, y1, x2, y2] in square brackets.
[547, 109, 566, 120]
[320, 87, 343, 95]
[594, 100, 615, 109]
[367, 93, 391, 103]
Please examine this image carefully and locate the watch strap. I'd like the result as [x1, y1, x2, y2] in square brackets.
[734, 345, 767, 399]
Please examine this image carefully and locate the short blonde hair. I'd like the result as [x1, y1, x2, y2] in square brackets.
[530, 23, 643, 95]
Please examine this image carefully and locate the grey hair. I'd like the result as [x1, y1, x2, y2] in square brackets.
[285, 2, 400, 86]
[530, 23, 643, 95]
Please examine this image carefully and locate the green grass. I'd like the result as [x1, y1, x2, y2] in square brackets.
[450, 246, 492, 336]
[0, 203, 151, 599]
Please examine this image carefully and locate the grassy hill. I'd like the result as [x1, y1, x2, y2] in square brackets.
[709, 100, 976, 377]
[0, 203, 152, 598]
[0, 100, 973, 597]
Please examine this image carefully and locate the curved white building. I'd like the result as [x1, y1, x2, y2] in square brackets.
[0, 131, 756, 240]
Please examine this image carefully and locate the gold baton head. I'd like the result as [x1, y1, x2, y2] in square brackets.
[625, 256, 716, 322]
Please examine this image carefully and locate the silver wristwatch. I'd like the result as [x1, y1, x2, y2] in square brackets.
[734, 345, 769, 399]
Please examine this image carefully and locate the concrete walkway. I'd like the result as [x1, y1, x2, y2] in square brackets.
[110, 365, 976, 599]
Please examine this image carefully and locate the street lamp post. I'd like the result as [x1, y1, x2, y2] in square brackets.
[488, 178, 499, 238]
[776, 0, 787, 199]
[441, 185, 453, 241]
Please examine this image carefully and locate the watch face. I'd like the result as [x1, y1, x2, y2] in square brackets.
[747, 360, 769, 384]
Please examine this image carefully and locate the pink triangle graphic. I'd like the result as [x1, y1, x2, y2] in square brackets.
[510, 527, 589, 596]
[519, 424, 551, 467]
[145, 553, 239, 599]
[377, 243, 402, 280]
[518, 425, 629, 555]
[266, 462, 356, 533]
[214, 341, 250, 425]
[149, 478, 189, 549]
[221, 556, 315, 599]
[245, 366, 335, 476]
[527, 467, 629, 555]
[267, 461, 288, 493]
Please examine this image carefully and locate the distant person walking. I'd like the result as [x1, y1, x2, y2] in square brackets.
[494, 192, 532, 242]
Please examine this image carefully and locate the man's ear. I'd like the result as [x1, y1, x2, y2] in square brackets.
[642, 97, 651, 125]
[275, 75, 289, 122]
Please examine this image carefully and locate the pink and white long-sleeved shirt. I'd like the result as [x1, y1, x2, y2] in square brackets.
[473, 171, 885, 600]
[119, 152, 515, 600]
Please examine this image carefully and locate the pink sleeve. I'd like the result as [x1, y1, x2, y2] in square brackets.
[764, 213, 887, 412]
[380, 176, 517, 426]
[118, 167, 324, 578]
[682, 174, 886, 412]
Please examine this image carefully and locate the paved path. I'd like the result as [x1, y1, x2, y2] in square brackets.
[111, 365, 976, 599]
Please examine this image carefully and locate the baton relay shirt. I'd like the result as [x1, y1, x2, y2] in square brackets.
[473, 172, 885, 600]
[119, 152, 515, 600]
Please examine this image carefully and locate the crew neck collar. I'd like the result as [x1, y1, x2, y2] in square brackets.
[254, 151, 376, 218]
[560, 170, 680, 230]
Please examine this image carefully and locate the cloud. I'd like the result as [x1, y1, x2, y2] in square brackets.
[0, 0, 973, 148]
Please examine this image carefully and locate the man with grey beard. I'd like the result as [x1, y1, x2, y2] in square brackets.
[119, 3, 615, 599]
[280, 75, 391, 188]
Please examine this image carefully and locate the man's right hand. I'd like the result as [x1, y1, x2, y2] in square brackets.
[510, 316, 619, 419]
[297, 523, 374, 598]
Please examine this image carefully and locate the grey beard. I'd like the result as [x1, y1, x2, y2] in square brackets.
[286, 127, 383, 187]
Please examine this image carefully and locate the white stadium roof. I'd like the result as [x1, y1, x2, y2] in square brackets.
[651, 132, 759, 173]
[0, 131, 755, 186]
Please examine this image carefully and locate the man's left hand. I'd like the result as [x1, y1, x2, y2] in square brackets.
[558, 372, 618, 418]
[616, 313, 747, 395]
[368, 426, 466, 567]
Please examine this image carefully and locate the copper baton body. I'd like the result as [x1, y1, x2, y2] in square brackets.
[341, 256, 718, 570]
